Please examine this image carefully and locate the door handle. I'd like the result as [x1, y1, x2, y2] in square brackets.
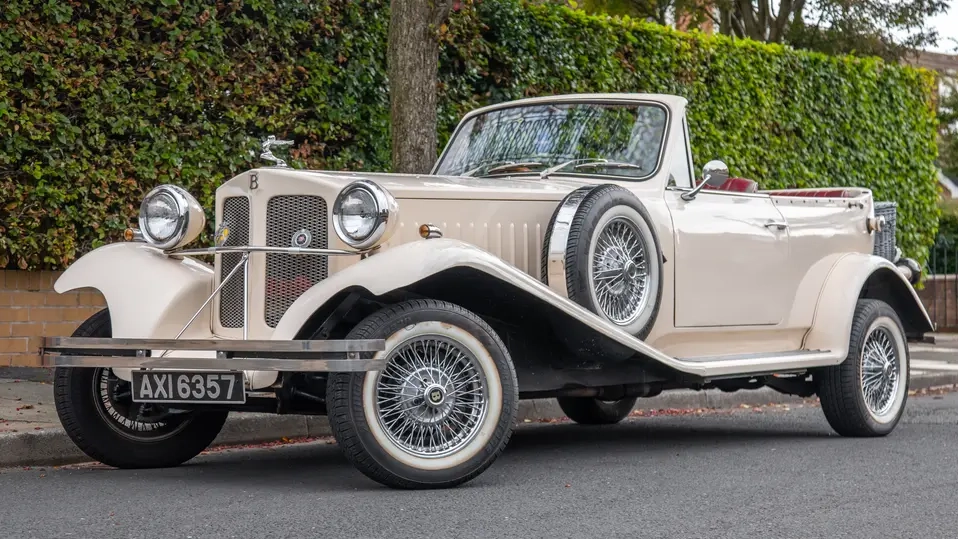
[764, 221, 788, 230]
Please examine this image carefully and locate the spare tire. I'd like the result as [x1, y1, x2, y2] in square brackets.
[542, 184, 663, 340]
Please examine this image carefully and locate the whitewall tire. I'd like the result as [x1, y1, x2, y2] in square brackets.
[326, 300, 518, 489]
[542, 184, 663, 340]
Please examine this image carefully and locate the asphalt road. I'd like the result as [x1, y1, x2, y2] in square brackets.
[3, 393, 958, 539]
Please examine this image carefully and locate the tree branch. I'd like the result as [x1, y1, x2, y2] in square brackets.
[769, 0, 794, 42]
[735, 0, 761, 40]
[758, 0, 770, 39]
[430, 0, 453, 28]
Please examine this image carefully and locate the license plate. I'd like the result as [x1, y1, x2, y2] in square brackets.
[131, 371, 245, 404]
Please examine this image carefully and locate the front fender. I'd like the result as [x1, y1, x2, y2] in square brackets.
[56, 243, 214, 340]
[803, 253, 934, 359]
[273, 238, 679, 365]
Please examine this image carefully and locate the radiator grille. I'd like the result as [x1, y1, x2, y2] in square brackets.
[218, 197, 251, 328]
[264, 196, 329, 327]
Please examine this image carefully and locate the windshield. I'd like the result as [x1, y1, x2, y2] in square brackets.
[434, 101, 668, 179]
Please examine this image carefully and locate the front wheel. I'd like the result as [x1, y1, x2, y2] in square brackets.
[816, 299, 909, 437]
[53, 309, 229, 468]
[326, 300, 519, 489]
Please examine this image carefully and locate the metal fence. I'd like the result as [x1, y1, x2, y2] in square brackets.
[923, 234, 958, 330]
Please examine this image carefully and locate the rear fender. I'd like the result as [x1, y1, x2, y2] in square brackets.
[803, 253, 934, 358]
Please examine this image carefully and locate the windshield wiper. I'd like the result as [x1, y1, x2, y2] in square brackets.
[539, 158, 607, 179]
[484, 162, 545, 175]
[574, 160, 645, 172]
[462, 161, 546, 177]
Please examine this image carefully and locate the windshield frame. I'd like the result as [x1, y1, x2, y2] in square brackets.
[431, 97, 673, 182]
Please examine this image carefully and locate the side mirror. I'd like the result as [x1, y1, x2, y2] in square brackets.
[681, 160, 730, 201]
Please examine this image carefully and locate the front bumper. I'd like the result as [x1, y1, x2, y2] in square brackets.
[41, 337, 386, 372]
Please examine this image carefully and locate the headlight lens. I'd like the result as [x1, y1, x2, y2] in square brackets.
[138, 185, 199, 250]
[338, 188, 378, 241]
[333, 180, 398, 250]
[141, 191, 180, 242]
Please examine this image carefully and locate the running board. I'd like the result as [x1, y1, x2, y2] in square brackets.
[667, 349, 840, 380]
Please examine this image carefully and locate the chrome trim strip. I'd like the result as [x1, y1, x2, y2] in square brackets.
[167, 245, 363, 256]
[243, 253, 250, 340]
[676, 349, 826, 363]
[45, 355, 385, 372]
[545, 187, 592, 298]
[43, 337, 385, 353]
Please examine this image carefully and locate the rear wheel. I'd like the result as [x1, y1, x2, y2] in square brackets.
[816, 299, 909, 437]
[53, 309, 229, 468]
[327, 300, 519, 489]
[557, 396, 637, 425]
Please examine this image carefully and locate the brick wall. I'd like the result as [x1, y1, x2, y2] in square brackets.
[0, 270, 105, 367]
[917, 275, 958, 332]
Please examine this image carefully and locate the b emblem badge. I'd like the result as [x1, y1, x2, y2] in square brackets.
[291, 229, 311, 248]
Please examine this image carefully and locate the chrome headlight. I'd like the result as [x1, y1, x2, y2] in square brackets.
[138, 185, 205, 250]
[332, 180, 398, 250]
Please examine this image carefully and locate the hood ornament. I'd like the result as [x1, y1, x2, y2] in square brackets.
[260, 135, 294, 168]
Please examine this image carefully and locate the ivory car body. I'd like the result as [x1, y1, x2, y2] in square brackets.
[44, 93, 933, 489]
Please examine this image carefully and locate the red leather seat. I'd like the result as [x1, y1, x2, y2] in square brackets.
[699, 177, 759, 193]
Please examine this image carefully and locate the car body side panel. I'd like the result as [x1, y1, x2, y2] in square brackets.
[272, 239, 850, 379]
[666, 190, 792, 327]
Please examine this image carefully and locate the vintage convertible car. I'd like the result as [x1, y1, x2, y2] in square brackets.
[43, 93, 932, 489]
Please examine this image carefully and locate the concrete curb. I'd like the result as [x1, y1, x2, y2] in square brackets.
[3, 374, 957, 469]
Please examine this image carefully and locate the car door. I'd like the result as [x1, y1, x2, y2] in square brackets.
[665, 189, 792, 327]
[663, 120, 791, 327]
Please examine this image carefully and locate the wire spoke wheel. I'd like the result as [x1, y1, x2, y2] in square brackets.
[859, 326, 901, 418]
[591, 216, 650, 325]
[374, 335, 489, 459]
[93, 368, 192, 442]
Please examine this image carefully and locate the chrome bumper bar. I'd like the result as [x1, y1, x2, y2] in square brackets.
[41, 337, 387, 372]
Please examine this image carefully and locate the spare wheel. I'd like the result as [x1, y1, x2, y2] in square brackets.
[542, 184, 663, 340]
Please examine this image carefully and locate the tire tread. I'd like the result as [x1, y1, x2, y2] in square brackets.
[817, 299, 909, 437]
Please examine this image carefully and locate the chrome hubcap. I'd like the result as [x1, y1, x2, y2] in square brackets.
[375, 336, 488, 458]
[592, 217, 650, 325]
[860, 327, 900, 417]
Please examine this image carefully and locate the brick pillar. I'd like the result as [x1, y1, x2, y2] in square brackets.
[0, 270, 106, 367]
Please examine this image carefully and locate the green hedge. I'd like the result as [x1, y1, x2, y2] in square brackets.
[0, 0, 940, 270]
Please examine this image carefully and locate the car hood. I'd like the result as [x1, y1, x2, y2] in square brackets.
[270, 169, 594, 202]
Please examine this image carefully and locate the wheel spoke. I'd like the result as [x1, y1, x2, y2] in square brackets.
[859, 326, 901, 417]
[591, 217, 652, 325]
[374, 334, 489, 458]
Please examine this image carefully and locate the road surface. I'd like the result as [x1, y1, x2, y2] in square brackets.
[2, 390, 958, 538]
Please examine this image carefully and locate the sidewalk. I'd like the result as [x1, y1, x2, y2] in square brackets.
[4, 338, 958, 468]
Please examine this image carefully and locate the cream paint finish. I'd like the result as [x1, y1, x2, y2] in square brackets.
[53, 243, 281, 389]
[666, 189, 791, 327]
[49, 93, 933, 385]
[272, 238, 850, 378]
[803, 252, 933, 357]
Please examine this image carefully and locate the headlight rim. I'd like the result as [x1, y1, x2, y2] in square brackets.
[332, 180, 397, 250]
[138, 184, 193, 250]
